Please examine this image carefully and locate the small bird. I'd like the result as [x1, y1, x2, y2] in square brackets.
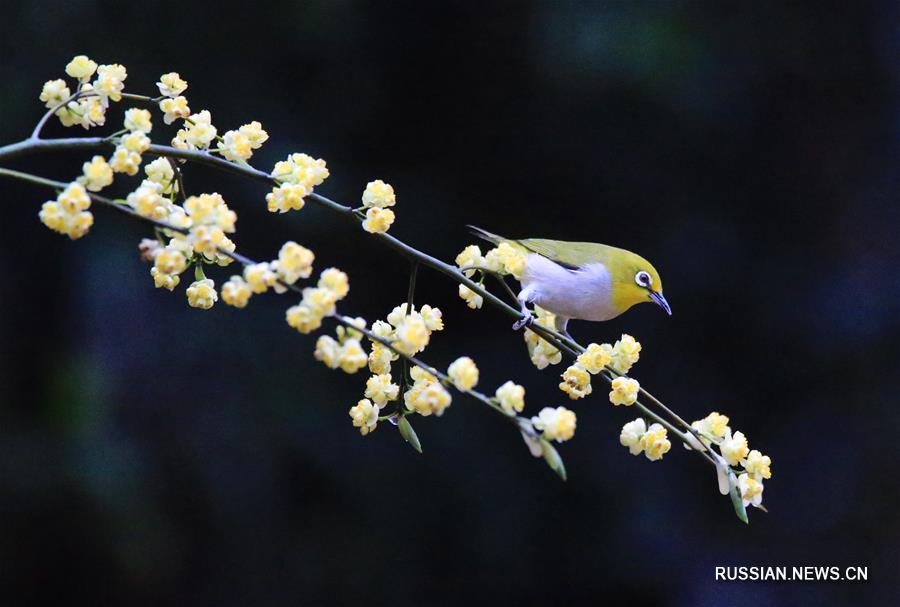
[469, 226, 671, 339]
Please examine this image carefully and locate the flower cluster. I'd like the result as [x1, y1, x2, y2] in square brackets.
[39, 56, 127, 130]
[555, 335, 641, 401]
[314, 319, 369, 374]
[619, 418, 672, 461]
[366, 303, 444, 360]
[685, 411, 773, 508]
[267, 153, 329, 213]
[361, 179, 397, 234]
[404, 366, 453, 417]
[523, 307, 563, 369]
[39, 182, 93, 239]
[531, 406, 577, 442]
[286, 268, 350, 333]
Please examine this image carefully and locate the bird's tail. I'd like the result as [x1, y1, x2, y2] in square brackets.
[467, 225, 505, 246]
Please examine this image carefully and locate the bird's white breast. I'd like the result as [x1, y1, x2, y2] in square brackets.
[520, 254, 619, 321]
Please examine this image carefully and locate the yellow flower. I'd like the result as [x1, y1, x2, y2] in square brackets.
[313, 335, 341, 369]
[122, 131, 151, 154]
[244, 262, 278, 293]
[720, 430, 749, 466]
[302, 286, 338, 317]
[640, 423, 671, 461]
[217, 129, 253, 162]
[692, 411, 730, 440]
[150, 267, 179, 291]
[154, 244, 188, 275]
[404, 380, 452, 417]
[78, 155, 113, 192]
[410, 366, 437, 384]
[286, 303, 322, 334]
[39, 79, 70, 108]
[93, 64, 127, 103]
[221, 276, 253, 308]
[619, 418, 647, 455]
[494, 381, 525, 416]
[365, 374, 400, 407]
[186, 278, 217, 309]
[576, 342, 612, 375]
[559, 364, 592, 400]
[318, 268, 350, 299]
[419, 305, 444, 331]
[239, 121, 268, 149]
[65, 55, 97, 81]
[458, 284, 483, 309]
[609, 376, 639, 406]
[610, 334, 641, 374]
[349, 399, 378, 435]
[127, 180, 169, 219]
[448, 356, 479, 391]
[109, 146, 142, 175]
[737, 473, 764, 507]
[529, 340, 561, 370]
[145, 158, 175, 190]
[275, 241, 315, 284]
[337, 339, 368, 374]
[38, 182, 93, 239]
[177, 109, 217, 150]
[271, 153, 329, 190]
[159, 95, 190, 125]
[484, 242, 526, 279]
[157, 72, 188, 97]
[361, 179, 396, 208]
[368, 342, 395, 374]
[742, 449, 771, 480]
[123, 108, 152, 133]
[455, 245, 485, 276]
[266, 183, 308, 213]
[362, 207, 395, 234]
[531, 406, 577, 442]
[189, 225, 227, 257]
[184, 192, 236, 232]
[393, 314, 429, 354]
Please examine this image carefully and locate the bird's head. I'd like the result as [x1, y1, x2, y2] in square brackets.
[607, 249, 671, 317]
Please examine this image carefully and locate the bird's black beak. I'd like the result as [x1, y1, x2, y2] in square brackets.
[649, 291, 672, 316]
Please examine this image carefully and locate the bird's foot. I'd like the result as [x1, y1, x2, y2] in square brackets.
[512, 311, 535, 331]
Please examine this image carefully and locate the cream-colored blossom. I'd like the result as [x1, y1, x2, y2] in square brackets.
[721, 430, 749, 466]
[271, 152, 329, 190]
[737, 473, 764, 507]
[127, 180, 169, 219]
[349, 399, 378, 435]
[123, 108, 152, 132]
[77, 155, 114, 192]
[217, 129, 252, 162]
[484, 242, 526, 279]
[150, 267, 179, 291]
[266, 183, 308, 213]
[365, 374, 400, 407]
[361, 179, 396, 208]
[494, 381, 525, 416]
[640, 423, 671, 461]
[184, 192, 236, 232]
[458, 284, 483, 309]
[109, 146, 142, 175]
[455, 245, 484, 276]
[447, 356, 479, 391]
[610, 334, 641, 374]
[286, 303, 322, 334]
[275, 241, 314, 284]
[692, 411, 731, 440]
[368, 342, 395, 374]
[178, 109, 217, 149]
[576, 342, 612, 375]
[393, 314, 429, 354]
[404, 380, 452, 417]
[337, 339, 368, 374]
[418, 305, 444, 331]
[157, 72, 188, 97]
[39, 79, 70, 108]
[154, 244, 188, 275]
[239, 121, 268, 149]
[318, 268, 350, 299]
[301, 286, 337, 317]
[531, 406, 576, 442]
[362, 207, 395, 234]
[619, 418, 648, 455]
[742, 449, 771, 480]
[609, 376, 639, 406]
[38, 182, 93, 239]
[244, 262, 278, 293]
[92, 63, 127, 103]
[529, 340, 561, 370]
[159, 95, 190, 125]
[221, 276, 253, 308]
[559, 364, 592, 400]
[314, 335, 341, 369]
[186, 278, 217, 309]
[65, 55, 97, 81]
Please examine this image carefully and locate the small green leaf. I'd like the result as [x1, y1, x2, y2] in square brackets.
[540, 438, 567, 481]
[728, 471, 749, 524]
[194, 263, 206, 281]
[398, 416, 422, 454]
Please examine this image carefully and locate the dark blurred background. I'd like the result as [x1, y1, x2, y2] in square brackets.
[0, 1, 897, 605]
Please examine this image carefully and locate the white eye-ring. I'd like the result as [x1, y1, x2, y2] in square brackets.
[635, 271, 652, 287]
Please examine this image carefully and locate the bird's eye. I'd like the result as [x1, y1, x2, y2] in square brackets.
[635, 271, 652, 287]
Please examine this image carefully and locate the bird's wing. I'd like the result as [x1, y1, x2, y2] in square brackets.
[514, 238, 614, 270]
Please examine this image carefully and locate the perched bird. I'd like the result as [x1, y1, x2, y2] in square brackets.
[469, 226, 671, 338]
